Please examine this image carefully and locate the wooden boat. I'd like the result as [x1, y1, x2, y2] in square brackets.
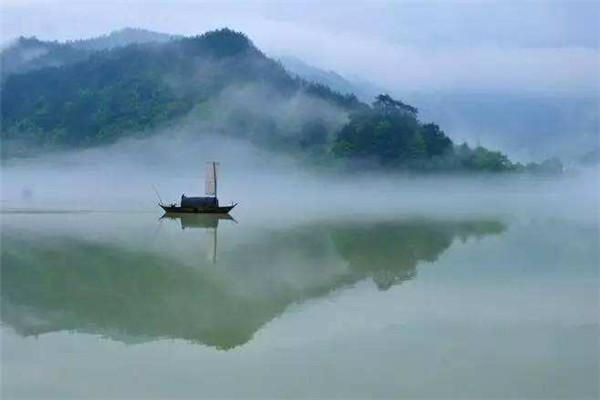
[160, 204, 237, 214]
[158, 161, 237, 215]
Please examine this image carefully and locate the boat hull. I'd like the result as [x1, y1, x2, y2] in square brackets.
[160, 203, 237, 214]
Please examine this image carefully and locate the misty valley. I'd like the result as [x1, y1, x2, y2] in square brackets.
[0, 21, 598, 400]
[0, 29, 580, 173]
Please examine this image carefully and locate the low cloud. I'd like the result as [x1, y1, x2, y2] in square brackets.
[2, 1, 598, 97]
[256, 22, 599, 97]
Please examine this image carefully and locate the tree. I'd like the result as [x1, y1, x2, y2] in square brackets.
[420, 123, 452, 157]
[372, 94, 418, 115]
[334, 95, 432, 167]
[332, 94, 529, 173]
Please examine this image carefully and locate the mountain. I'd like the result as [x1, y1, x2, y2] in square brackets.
[409, 92, 600, 164]
[280, 57, 599, 165]
[1, 28, 177, 78]
[1, 37, 89, 78]
[0, 28, 561, 172]
[1, 28, 361, 153]
[68, 27, 178, 51]
[278, 55, 381, 102]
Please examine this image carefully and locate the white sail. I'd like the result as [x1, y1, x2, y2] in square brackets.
[205, 162, 218, 196]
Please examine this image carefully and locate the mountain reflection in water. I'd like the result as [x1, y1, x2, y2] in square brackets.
[1, 215, 504, 349]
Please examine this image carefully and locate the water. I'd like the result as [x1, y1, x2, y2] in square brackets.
[1, 200, 598, 399]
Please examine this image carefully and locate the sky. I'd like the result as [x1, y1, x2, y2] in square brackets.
[1, 1, 599, 96]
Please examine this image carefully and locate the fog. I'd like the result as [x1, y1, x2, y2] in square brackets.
[2, 130, 598, 228]
[0, 0, 598, 233]
[1, 4, 599, 399]
[2, 1, 598, 97]
[181, 83, 348, 144]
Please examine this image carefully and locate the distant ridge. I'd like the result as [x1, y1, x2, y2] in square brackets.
[1, 28, 179, 78]
[69, 27, 178, 51]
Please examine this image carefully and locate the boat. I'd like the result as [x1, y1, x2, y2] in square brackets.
[159, 161, 237, 214]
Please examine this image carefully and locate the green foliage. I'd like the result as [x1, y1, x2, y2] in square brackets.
[0, 37, 91, 79]
[1, 42, 191, 146]
[373, 93, 418, 114]
[333, 97, 457, 169]
[331, 94, 558, 173]
[0, 30, 561, 174]
[523, 157, 564, 174]
[452, 143, 514, 172]
[420, 123, 452, 157]
[1, 28, 360, 151]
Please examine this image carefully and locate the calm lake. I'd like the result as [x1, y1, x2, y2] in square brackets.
[1, 175, 598, 399]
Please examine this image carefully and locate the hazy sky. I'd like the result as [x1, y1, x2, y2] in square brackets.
[1, 1, 599, 96]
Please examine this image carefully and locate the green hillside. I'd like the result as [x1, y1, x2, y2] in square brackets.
[1, 29, 361, 153]
[0, 28, 560, 172]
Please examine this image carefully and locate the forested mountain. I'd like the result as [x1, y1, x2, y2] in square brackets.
[0, 28, 561, 172]
[69, 28, 177, 51]
[1, 37, 89, 78]
[410, 92, 600, 164]
[278, 55, 381, 102]
[280, 56, 598, 166]
[332, 94, 562, 172]
[1, 28, 177, 78]
[1, 29, 361, 151]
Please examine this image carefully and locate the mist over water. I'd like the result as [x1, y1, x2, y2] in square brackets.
[1, 133, 599, 399]
[1, 1, 599, 397]
[2, 132, 598, 221]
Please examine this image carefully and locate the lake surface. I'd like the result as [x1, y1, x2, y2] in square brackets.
[1, 199, 598, 398]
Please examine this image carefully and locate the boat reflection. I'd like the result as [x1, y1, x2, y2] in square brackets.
[160, 213, 237, 263]
[1, 216, 505, 349]
[160, 213, 236, 230]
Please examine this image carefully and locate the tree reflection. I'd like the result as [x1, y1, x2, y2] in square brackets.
[1, 217, 504, 349]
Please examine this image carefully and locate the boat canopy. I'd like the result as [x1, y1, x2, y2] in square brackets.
[181, 195, 219, 208]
